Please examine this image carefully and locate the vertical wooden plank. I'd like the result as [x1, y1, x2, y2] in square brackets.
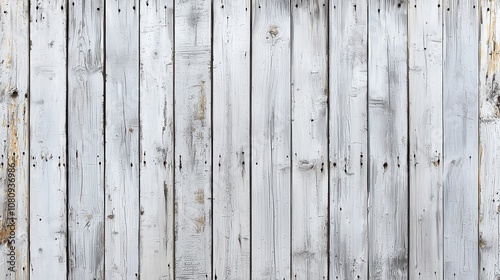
[213, 1, 251, 279]
[139, 0, 174, 279]
[368, 0, 408, 278]
[291, 1, 328, 278]
[0, 0, 29, 278]
[29, 0, 67, 278]
[329, 1, 368, 279]
[67, 0, 105, 279]
[479, 0, 500, 278]
[105, 1, 139, 278]
[408, 0, 444, 278]
[443, 0, 479, 278]
[174, 0, 212, 278]
[251, 0, 291, 278]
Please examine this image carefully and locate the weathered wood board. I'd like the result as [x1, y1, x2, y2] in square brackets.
[408, 0, 444, 278]
[29, 1, 68, 279]
[174, 0, 212, 278]
[105, 1, 139, 278]
[329, 0, 368, 279]
[0, 0, 29, 278]
[443, 1, 479, 279]
[67, 0, 105, 279]
[139, 0, 174, 279]
[368, 0, 408, 278]
[251, 1, 292, 279]
[479, 0, 500, 278]
[291, 0, 329, 279]
[213, 0, 251, 279]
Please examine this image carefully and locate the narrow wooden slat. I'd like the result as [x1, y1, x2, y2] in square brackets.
[105, 1, 139, 278]
[251, 0, 291, 278]
[139, 0, 174, 279]
[174, 0, 212, 278]
[408, 0, 443, 278]
[368, 0, 408, 278]
[479, 0, 500, 278]
[68, 1, 105, 278]
[212, 1, 251, 278]
[291, 1, 328, 278]
[443, 0, 479, 278]
[29, 1, 67, 278]
[329, 1, 368, 278]
[0, 0, 29, 277]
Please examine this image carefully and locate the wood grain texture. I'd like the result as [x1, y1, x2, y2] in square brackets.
[212, 1, 251, 279]
[68, 0, 105, 279]
[408, 0, 443, 278]
[174, 0, 212, 278]
[443, 0, 479, 279]
[29, 1, 68, 279]
[479, 0, 500, 278]
[105, 1, 139, 278]
[0, 0, 29, 278]
[368, 0, 408, 278]
[291, 1, 328, 278]
[139, 1, 174, 279]
[251, 1, 291, 279]
[329, 1, 368, 279]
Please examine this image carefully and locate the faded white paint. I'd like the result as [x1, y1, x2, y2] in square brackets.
[68, 0, 105, 279]
[139, 0, 174, 279]
[443, 1, 479, 279]
[329, 0, 368, 279]
[29, 1, 68, 279]
[105, 1, 139, 279]
[409, 0, 444, 278]
[479, 0, 500, 279]
[251, 1, 291, 279]
[291, 1, 329, 279]
[213, 1, 251, 279]
[368, 0, 408, 278]
[0, 0, 29, 278]
[0, 2, 494, 279]
[174, 0, 212, 278]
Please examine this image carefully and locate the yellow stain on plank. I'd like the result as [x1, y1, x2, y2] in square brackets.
[197, 81, 206, 121]
[487, 5, 499, 77]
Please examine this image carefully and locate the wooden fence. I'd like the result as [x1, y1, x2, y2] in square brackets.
[0, 0, 497, 279]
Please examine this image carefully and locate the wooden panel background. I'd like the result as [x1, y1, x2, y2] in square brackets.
[0, 0, 496, 279]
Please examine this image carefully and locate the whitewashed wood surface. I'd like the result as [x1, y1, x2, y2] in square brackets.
[329, 1, 368, 279]
[408, 0, 444, 278]
[251, 1, 291, 279]
[68, 0, 104, 279]
[105, 1, 140, 279]
[0, 1, 494, 279]
[368, 0, 408, 279]
[0, 0, 29, 278]
[29, 1, 68, 279]
[480, 0, 500, 279]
